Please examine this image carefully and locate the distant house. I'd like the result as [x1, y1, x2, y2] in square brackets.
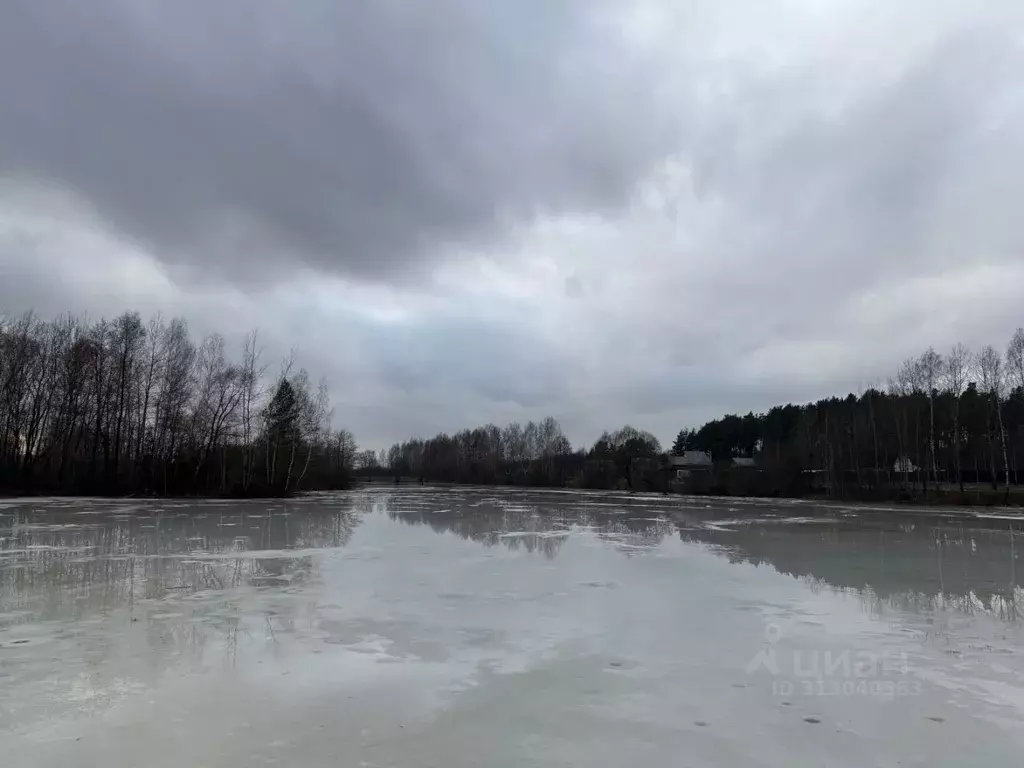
[801, 468, 830, 491]
[731, 457, 758, 469]
[893, 456, 918, 474]
[669, 451, 713, 479]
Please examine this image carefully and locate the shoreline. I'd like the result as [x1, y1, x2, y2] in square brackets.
[5, 481, 1022, 515]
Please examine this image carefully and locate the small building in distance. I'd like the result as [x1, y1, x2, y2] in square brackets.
[731, 457, 758, 469]
[668, 450, 713, 479]
[666, 451, 713, 493]
[893, 456, 919, 475]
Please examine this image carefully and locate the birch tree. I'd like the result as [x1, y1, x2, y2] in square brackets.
[976, 345, 1009, 495]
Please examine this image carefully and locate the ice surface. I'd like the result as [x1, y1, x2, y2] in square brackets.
[2, 487, 1023, 766]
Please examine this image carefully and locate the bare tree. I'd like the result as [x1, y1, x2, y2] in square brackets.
[332, 429, 358, 474]
[1008, 327, 1024, 393]
[858, 383, 882, 486]
[264, 350, 297, 489]
[135, 314, 165, 466]
[976, 345, 1009, 497]
[1007, 328, 1024, 484]
[918, 347, 944, 486]
[153, 318, 195, 489]
[110, 311, 145, 483]
[523, 421, 539, 463]
[891, 358, 924, 489]
[502, 422, 525, 466]
[282, 368, 310, 492]
[295, 376, 331, 489]
[944, 343, 971, 491]
[191, 334, 244, 490]
[354, 450, 379, 471]
[239, 330, 267, 491]
[18, 317, 60, 479]
[0, 308, 350, 496]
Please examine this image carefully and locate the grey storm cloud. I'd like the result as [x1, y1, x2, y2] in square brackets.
[0, 0, 677, 285]
[3, 0, 1024, 451]
[363, 315, 567, 408]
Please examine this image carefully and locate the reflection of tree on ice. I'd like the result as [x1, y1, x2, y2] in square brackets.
[745, 623, 781, 675]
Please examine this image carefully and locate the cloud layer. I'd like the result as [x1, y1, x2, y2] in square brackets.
[1, 0, 679, 284]
[2, 0, 1023, 449]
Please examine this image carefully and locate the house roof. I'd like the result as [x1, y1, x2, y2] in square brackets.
[670, 451, 712, 467]
[732, 457, 757, 468]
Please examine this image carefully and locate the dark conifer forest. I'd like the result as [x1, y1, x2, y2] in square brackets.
[377, 333, 1024, 503]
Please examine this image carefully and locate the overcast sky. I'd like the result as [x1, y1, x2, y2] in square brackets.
[2, 0, 1023, 451]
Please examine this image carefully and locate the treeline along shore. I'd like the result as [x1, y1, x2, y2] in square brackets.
[0, 310, 354, 497]
[374, 331, 1024, 506]
[4, 309, 1024, 506]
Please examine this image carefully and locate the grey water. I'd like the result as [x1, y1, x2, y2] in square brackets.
[2, 488, 1023, 766]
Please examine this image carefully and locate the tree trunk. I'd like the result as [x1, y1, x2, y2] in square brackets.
[953, 406, 963, 492]
[928, 391, 937, 487]
[867, 391, 879, 488]
[996, 393, 1010, 501]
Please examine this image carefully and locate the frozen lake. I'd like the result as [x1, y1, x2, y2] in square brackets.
[2, 488, 1024, 766]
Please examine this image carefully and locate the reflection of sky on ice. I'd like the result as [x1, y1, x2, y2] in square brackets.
[2, 488, 1024, 766]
